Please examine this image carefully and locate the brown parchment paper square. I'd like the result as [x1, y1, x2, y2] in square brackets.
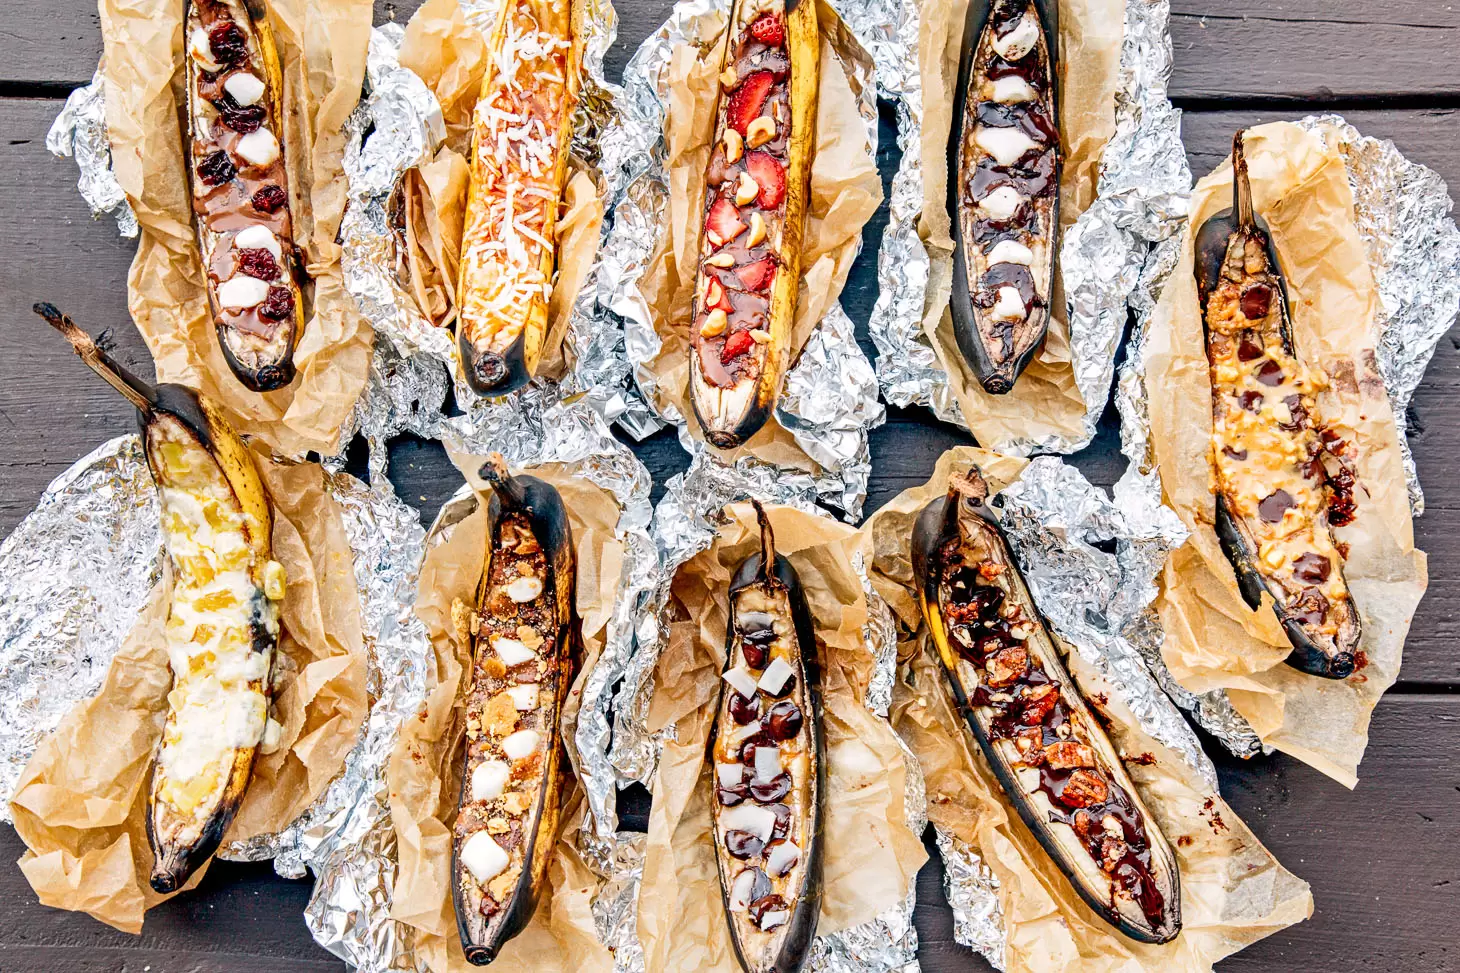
[98, 0, 375, 458]
[635, 3, 883, 470]
[635, 503, 926, 973]
[860, 447, 1313, 972]
[917, 0, 1123, 448]
[387, 460, 628, 973]
[396, 0, 606, 384]
[9, 450, 369, 933]
[1145, 122, 1428, 788]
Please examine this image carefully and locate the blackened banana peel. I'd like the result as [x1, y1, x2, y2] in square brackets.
[949, 0, 1061, 394]
[710, 502, 825, 973]
[1194, 133, 1362, 680]
[912, 469, 1181, 944]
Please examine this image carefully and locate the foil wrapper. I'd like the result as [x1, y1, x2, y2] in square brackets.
[598, 0, 887, 518]
[1114, 114, 1460, 755]
[46, 69, 139, 238]
[932, 828, 1004, 971]
[868, 0, 1190, 454]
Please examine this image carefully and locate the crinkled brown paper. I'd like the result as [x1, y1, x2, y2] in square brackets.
[917, 0, 1122, 447]
[861, 446, 1313, 971]
[636, 503, 926, 973]
[9, 449, 369, 933]
[395, 0, 606, 383]
[637, 3, 883, 470]
[1146, 122, 1428, 788]
[387, 458, 628, 972]
[98, 0, 375, 457]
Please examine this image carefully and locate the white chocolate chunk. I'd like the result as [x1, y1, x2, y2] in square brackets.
[722, 665, 759, 699]
[460, 831, 510, 884]
[730, 868, 758, 910]
[234, 224, 281, 261]
[976, 185, 1025, 222]
[975, 126, 1039, 167]
[506, 684, 539, 711]
[986, 239, 1034, 266]
[722, 804, 776, 843]
[753, 742, 781, 782]
[502, 729, 540, 760]
[991, 12, 1039, 61]
[716, 762, 745, 788]
[224, 72, 266, 107]
[758, 909, 790, 930]
[504, 576, 543, 603]
[235, 129, 280, 168]
[189, 27, 222, 71]
[491, 636, 537, 667]
[727, 719, 763, 747]
[990, 286, 1026, 322]
[991, 75, 1038, 104]
[470, 759, 511, 802]
[766, 840, 800, 877]
[758, 657, 794, 696]
[217, 275, 270, 309]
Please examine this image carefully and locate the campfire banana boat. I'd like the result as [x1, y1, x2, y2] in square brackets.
[912, 469, 1181, 944]
[689, 0, 819, 449]
[452, 455, 578, 965]
[36, 304, 283, 895]
[1194, 133, 1362, 680]
[184, 0, 305, 392]
[456, 0, 584, 395]
[948, 0, 1061, 394]
[710, 502, 825, 973]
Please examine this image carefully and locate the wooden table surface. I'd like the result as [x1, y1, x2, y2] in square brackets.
[2, 1, 1458, 970]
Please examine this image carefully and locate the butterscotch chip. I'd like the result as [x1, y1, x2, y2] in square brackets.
[483, 657, 508, 681]
[488, 870, 518, 901]
[487, 817, 510, 834]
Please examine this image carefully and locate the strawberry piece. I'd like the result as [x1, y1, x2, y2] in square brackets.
[749, 13, 785, 46]
[721, 329, 754, 362]
[726, 71, 774, 136]
[735, 256, 777, 293]
[746, 151, 785, 209]
[706, 197, 746, 246]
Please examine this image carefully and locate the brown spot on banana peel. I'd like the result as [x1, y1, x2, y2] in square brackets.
[911, 467, 1182, 944]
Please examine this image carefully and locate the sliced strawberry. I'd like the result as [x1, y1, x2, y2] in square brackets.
[726, 71, 774, 136]
[735, 256, 777, 293]
[721, 329, 755, 363]
[705, 277, 734, 313]
[749, 12, 785, 46]
[706, 197, 746, 246]
[746, 151, 785, 209]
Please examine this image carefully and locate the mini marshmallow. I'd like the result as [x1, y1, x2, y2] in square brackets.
[234, 224, 281, 260]
[505, 576, 543, 603]
[990, 286, 1027, 322]
[235, 129, 280, 168]
[224, 72, 266, 107]
[977, 186, 1025, 223]
[492, 636, 537, 666]
[470, 760, 511, 802]
[986, 239, 1034, 266]
[758, 657, 795, 697]
[991, 75, 1038, 104]
[722, 665, 759, 700]
[975, 126, 1039, 167]
[502, 729, 540, 760]
[716, 762, 745, 788]
[459, 831, 510, 884]
[217, 275, 270, 309]
[991, 12, 1039, 61]
[189, 27, 222, 71]
[506, 684, 539, 711]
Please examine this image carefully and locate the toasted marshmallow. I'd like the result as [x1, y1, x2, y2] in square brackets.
[217, 275, 270, 309]
[224, 72, 266, 107]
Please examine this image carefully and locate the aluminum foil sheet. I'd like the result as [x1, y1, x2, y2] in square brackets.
[867, 0, 1190, 454]
[597, 0, 887, 518]
[46, 69, 139, 238]
[1114, 114, 1460, 755]
[932, 827, 1004, 971]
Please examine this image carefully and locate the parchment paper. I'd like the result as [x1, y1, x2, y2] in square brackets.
[635, 503, 926, 973]
[862, 447, 1313, 972]
[9, 450, 369, 933]
[97, 0, 375, 457]
[915, 0, 1123, 448]
[387, 461, 630, 972]
[394, 0, 607, 383]
[1145, 122, 1428, 788]
[635, 4, 883, 470]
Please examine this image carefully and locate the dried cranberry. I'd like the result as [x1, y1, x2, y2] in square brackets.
[768, 802, 791, 838]
[725, 830, 765, 859]
[236, 247, 280, 280]
[749, 772, 791, 804]
[728, 691, 759, 725]
[209, 22, 250, 67]
[763, 700, 802, 740]
[252, 184, 287, 213]
[258, 286, 295, 321]
[213, 93, 266, 134]
[197, 149, 237, 186]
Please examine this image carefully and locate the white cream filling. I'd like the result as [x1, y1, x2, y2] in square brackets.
[975, 126, 1040, 167]
[991, 12, 1039, 61]
[977, 185, 1025, 223]
[460, 831, 510, 884]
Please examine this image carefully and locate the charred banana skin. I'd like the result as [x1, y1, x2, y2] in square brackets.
[711, 504, 825, 973]
[452, 458, 578, 965]
[1194, 134, 1361, 680]
[912, 471, 1181, 944]
[948, 0, 1060, 395]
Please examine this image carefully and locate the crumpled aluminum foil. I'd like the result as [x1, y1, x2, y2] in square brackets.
[868, 0, 1190, 455]
[1114, 114, 1460, 755]
[46, 69, 139, 238]
[597, 0, 888, 519]
[604, 459, 925, 973]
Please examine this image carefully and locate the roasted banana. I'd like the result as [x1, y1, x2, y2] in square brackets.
[452, 454, 578, 964]
[710, 501, 825, 973]
[184, 0, 305, 392]
[36, 304, 283, 895]
[948, 0, 1061, 394]
[456, 0, 585, 395]
[689, 0, 819, 449]
[1194, 133, 1362, 680]
[912, 468, 1182, 944]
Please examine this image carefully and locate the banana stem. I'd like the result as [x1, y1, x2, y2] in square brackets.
[34, 303, 155, 414]
[750, 498, 776, 586]
[1231, 131, 1255, 232]
[949, 467, 991, 547]
[479, 451, 529, 511]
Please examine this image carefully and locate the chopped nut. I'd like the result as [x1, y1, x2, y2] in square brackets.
[1100, 835, 1129, 871]
[1102, 814, 1124, 837]
[469, 613, 481, 636]
[451, 599, 474, 647]
[484, 657, 508, 681]
[516, 625, 544, 651]
[984, 645, 1029, 688]
[978, 561, 1007, 580]
[1043, 741, 1097, 770]
[482, 692, 520, 738]
[723, 128, 744, 164]
[747, 212, 766, 247]
[701, 308, 729, 337]
[749, 328, 771, 344]
[502, 791, 531, 815]
[746, 115, 776, 148]
[735, 171, 760, 206]
[1058, 768, 1110, 809]
[720, 67, 739, 89]
[705, 252, 735, 268]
